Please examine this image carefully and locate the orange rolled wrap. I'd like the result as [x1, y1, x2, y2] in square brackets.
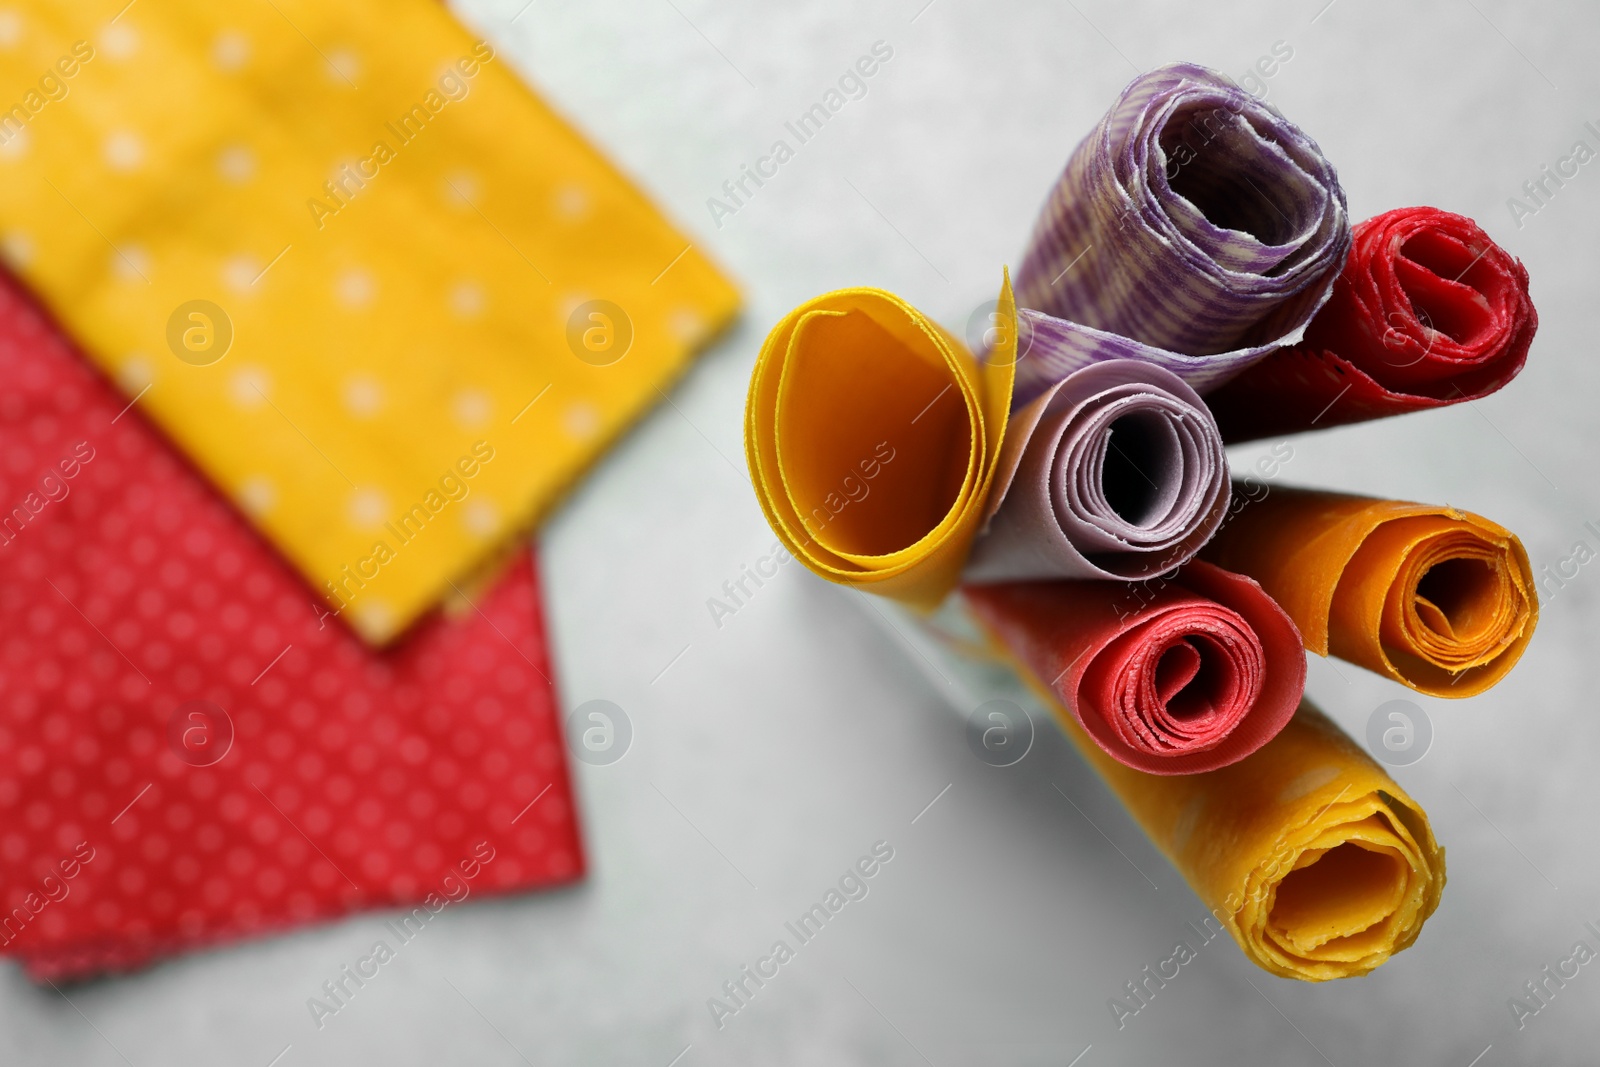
[744, 275, 1015, 608]
[1201, 485, 1536, 696]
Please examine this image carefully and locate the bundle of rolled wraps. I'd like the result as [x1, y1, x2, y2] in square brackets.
[745, 276, 1293, 773]
[743, 60, 1538, 982]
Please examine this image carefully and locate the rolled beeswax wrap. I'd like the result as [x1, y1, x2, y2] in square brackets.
[963, 561, 1304, 773]
[1012, 63, 1349, 404]
[0, 274, 582, 979]
[1201, 485, 1537, 696]
[965, 359, 1228, 583]
[0, 0, 738, 643]
[1208, 207, 1537, 441]
[994, 650, 1445, 980]
[744, 277, 1016, 609]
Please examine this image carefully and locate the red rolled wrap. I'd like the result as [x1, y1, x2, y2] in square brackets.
[1208, 206, 1536, 442]
[962, 561, 1305, 774]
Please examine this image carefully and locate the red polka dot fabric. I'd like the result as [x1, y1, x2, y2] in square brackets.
[0, 275, 584, 980]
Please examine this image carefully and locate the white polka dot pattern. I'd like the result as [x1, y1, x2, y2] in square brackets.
[0, 0, 741, 645]
[0, 278, 583, 979]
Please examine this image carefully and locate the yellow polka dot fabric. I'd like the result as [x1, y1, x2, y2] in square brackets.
[0, 1, 738, 643]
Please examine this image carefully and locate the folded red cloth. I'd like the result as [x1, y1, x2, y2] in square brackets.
[1207, 206, 1536, 442]
[0, 277, 583, 980]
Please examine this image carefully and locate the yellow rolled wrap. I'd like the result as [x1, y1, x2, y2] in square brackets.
[994, 626, 1444, 980]
[745, 275, 1015, 608]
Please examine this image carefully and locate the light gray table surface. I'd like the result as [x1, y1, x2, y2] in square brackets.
[6, 0, 1600, 1063]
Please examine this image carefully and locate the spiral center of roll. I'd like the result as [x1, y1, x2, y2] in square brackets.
[1154, 640, 1219, 721]
[1101, 412, 1172, 526]
[1397, 230, 1492, 347]
[1158, 107, 1297, 247]
[1414, 557, 1500, 643]
[1123, 622, 1259, 753]
[1268, 841, 1407, 956]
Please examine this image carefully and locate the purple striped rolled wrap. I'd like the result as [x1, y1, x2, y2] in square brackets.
[1012, 63, 1350, 404]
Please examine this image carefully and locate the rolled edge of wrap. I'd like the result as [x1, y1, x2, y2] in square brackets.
[961, 561, 1304, 775]
[744, 273, 1016, 608]
[1199, 485, 1538, 697]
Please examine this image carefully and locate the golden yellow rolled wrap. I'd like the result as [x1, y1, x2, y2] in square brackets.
[744, 274, 1015, 608]
[1201, 486, 1537, 696]
[990, 624, 1444, 980]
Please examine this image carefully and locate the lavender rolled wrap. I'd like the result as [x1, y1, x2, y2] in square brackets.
[1013, 63, 1351, 404]
[965, 359, 1228, 582]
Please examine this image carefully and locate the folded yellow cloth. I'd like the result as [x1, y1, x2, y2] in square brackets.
[0, 1, 737, 642]
[744, 274, 1015, 608]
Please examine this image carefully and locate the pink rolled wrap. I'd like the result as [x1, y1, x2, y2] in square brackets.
[963, 561, 1306, 773]
[965, 359, 1229, 582]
